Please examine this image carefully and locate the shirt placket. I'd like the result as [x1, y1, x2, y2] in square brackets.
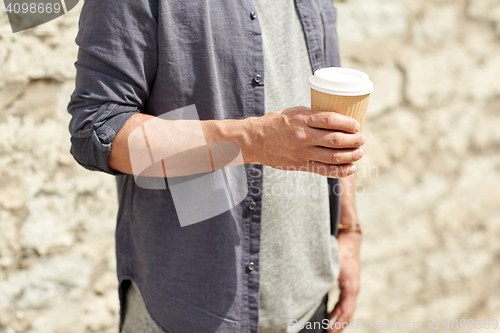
[244, 1, 265, 332]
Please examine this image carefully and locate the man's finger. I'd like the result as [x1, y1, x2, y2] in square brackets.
[332, 311, 354, 333]
[307, 147, 363, 165]
[312, 129, 365, 149]
[327, 306, 342, 333]
[306, 111, 360, 133]
[328, 305, 341, 322]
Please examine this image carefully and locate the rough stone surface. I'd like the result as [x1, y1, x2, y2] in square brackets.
[0, 0, 499, 332]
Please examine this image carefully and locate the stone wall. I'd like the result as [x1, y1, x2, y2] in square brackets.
[0, 4, 119, 332]
[0, 0, 499, 332]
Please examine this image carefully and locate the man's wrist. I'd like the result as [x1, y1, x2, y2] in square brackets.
[338, 223, 362, 234]
[202, 117, 262, 165]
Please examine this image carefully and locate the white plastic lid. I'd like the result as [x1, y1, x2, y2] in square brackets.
[309, 67, 374, 96]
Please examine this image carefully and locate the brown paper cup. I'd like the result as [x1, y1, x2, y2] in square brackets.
[309, 67, 373, 176]
[311, 89, 371, 132]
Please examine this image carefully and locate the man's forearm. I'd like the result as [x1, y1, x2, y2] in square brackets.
[109, 113, 258, 176]
[339, 176, 358, 225]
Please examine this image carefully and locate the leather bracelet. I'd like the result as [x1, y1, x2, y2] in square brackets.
[337, 223, 362, 234]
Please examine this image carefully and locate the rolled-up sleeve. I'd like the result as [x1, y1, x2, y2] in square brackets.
[67, 0, 158, 174]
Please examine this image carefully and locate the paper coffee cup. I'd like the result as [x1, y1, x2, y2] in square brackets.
[309, 67, 374, 132]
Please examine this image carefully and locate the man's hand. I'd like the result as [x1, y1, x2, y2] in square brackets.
[244, 106, 365, 178]
[328, 232, 361, 332]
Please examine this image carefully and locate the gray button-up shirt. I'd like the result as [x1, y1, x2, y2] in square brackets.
[67, 0, 341, 332]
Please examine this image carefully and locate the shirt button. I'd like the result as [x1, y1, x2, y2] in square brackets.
[248, 262, 255, 271]
[254, 74, 262, 83]
[249, 202, 257, 210]
[250, 11, 257, 20]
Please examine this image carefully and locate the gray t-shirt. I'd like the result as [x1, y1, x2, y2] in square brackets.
[253, 0, 340, 332]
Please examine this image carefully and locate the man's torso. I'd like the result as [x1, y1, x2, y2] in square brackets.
[72, 0, 341, 332]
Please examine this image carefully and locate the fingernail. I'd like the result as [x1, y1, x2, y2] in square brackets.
[354, 122, 360, 132]
[350, 165, 357, 174]
[361, 135, 366, 144]
[359, 148, 364, 158]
